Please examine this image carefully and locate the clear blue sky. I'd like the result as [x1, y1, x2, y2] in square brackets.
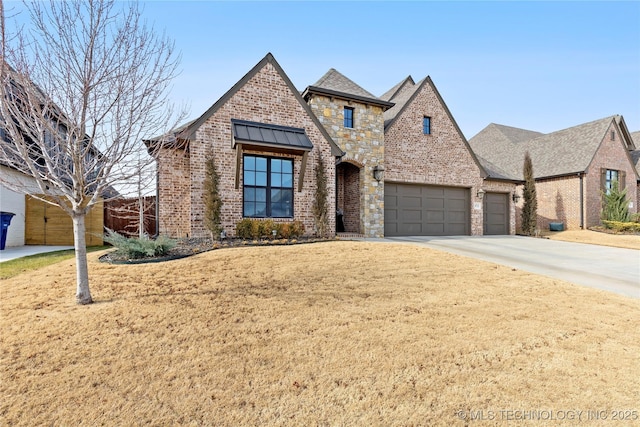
[8, 1, 640, 138]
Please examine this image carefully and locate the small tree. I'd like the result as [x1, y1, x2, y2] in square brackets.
[601, 181, 630, 222]
[1, 1, 183, 304]
[521, 151, 538, 236]
[203, 153, 223, 241]
[313, 152, 329, 237]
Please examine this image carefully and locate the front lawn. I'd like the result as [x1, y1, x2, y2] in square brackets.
[1, 242, 638, 425]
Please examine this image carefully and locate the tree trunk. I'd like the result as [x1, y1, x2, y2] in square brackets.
[73, 214, 93, 305]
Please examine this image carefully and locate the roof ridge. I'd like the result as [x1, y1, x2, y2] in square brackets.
[310, 68, 378, 99]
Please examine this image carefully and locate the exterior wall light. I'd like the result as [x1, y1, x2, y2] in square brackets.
[373, 165, 385, 182]
[512, 193, 521, 203]
[476, 189, 485, 199]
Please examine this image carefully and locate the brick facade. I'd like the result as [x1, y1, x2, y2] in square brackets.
[155, 58, 336, 238]
[307, 95, 385, 237]
[384, 78, 514, 235]
[513, 121, 639, 232]
[585, 121, 638, 227]
[156, 55, 522, 238]
[515, 176, 583, 232]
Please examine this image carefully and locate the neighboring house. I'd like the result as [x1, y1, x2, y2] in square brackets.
[152, 53, 520, 239]
[0, 66, 105, 247]
[147, 54, 342, 239]
[469, 116, 639, 231]
[631, 131, 640, 209]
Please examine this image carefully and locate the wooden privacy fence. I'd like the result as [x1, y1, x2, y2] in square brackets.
[103, 196, 157, 237]
[25, 195, 104, 246]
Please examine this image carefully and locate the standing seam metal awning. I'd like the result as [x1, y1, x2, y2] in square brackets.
[231, 119, 313, 192]
[231, 119, 313, 152]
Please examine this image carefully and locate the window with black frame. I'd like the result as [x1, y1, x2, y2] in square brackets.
[604, 169, 619, 194]
[243, 155, 293, 218]
[344, 107, 354, 128]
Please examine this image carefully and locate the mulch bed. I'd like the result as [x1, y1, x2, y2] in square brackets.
[99, 236, 337, 264]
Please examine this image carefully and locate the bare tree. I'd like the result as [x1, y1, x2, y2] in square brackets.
[1, 0, 183, 304]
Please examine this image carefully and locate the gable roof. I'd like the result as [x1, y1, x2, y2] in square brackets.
[383, 76, 489, 179]
[302, 68, 394, 110]
[379, 76, 415, 102]
[470, 116, 636, 181]
[382, 78, 422, 129]
[148, 53, 343, 157]
[631, 131, 640, 178]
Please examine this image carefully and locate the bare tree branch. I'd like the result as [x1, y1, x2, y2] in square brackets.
[1, 0, 185, 304]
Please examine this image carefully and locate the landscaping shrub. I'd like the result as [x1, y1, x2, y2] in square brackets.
[235, 219, 305, 239]
[104, 229, 177, 259]
[290, 220, 305, 237]
[601, 220, 640, 233]
[235, 219, 253, 239]
[601, 181, 630, 222]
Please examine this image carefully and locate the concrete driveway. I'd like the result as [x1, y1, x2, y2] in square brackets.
[380, 236, 640, 299]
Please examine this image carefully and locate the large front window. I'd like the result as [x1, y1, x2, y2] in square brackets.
[243, 155, 293, 218]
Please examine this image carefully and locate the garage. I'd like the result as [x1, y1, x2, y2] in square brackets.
[483, 192, 509, 235]
[384, 183, 470, 236]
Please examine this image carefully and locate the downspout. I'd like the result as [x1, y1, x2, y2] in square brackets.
[154, 165, 160, 238]
[579, 172, 584, 229]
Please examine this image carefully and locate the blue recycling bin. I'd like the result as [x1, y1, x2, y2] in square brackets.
[1, 212, 15, 250]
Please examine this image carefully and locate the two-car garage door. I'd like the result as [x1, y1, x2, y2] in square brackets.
[384, 183, 470, 236]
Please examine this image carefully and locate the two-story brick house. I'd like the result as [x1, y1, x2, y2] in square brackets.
[470, 115, 639, 231]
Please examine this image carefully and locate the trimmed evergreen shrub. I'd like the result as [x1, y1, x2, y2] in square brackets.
[235, 219, 305, 240]
[203, 154, 223, 240]
[313, 153, 329, 237]
[601, 220, 640, 233]
[601, 181, 630, 222]
[521, 151, 538, 236]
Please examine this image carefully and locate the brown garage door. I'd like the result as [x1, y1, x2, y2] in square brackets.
[384, 183, 470, 236]
[483, 192, 509, 235]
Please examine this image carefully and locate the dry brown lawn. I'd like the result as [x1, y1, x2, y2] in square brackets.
[1, 242, 639, 426]
[544, 229, 640, 250]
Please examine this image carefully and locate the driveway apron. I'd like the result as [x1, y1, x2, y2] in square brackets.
[382, 236, 640, 299]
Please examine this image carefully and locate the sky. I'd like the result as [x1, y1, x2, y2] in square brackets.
[6, 1, 640, 139]
[140, 0, 640, 139]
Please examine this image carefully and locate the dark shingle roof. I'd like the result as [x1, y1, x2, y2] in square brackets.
[302, 69, 394, 110]
[631, 131, 640, 176]
[311, 68, 377, 99]
[470, 116, 620, 180]
[379, 76, 415, 102]
[383, 78, 421, 129]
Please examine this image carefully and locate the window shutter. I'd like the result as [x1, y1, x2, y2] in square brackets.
[600, 168, 606, 191]
[620, 171, 626, 190]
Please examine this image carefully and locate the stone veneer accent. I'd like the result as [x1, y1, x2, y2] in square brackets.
[156, 61, 336, 238]
[384, 79, 496, 236]
[307, 95, 385, 237]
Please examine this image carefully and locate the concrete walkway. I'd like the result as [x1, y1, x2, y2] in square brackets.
[0, 246, 74, 263]
[372, 236, 640, 299]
